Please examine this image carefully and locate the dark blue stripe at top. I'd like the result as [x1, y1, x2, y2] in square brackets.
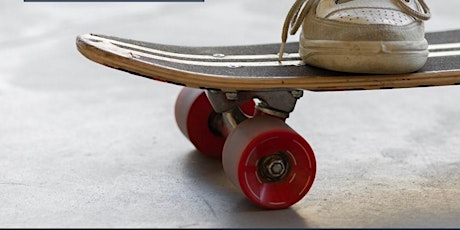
[25, 0, 204, 2]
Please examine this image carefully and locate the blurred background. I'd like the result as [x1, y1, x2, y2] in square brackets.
[0, 0, 459, 227]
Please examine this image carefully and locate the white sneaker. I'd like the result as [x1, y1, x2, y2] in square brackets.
[279, 0, 431, 74]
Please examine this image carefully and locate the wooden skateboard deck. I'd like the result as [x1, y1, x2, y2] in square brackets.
[76, 30, 460, 92]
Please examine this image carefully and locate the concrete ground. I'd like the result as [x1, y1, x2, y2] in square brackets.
[0, 0, 459, 228]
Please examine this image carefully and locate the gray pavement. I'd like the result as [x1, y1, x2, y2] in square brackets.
[0, 0, 459, 228]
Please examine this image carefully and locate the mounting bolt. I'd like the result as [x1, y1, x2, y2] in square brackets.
[225, 92, 238, 101]
[290, 90, 303, 99]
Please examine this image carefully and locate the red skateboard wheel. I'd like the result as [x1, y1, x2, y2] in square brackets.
[175, 87, 255, 158]
[175, 87, 225, 158]
[222, 116, 316, 209]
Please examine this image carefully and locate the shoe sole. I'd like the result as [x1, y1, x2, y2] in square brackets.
[299, 39, 429, 74]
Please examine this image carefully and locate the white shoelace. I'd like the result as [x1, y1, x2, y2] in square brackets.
[278, 0, 432, 62]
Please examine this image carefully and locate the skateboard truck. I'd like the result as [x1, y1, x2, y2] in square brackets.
[206, 89, 303, 118]
[206, 89, 303, 137]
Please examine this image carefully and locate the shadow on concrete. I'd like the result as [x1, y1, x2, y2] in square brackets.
[180, 150, 311, 228]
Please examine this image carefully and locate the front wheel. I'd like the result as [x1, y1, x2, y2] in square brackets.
[222, 116, 316, 209]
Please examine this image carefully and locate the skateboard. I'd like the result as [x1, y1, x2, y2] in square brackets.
[76, 29, 460, 210]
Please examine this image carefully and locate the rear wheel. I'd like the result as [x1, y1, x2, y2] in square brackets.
[174, 87, 255, 158]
